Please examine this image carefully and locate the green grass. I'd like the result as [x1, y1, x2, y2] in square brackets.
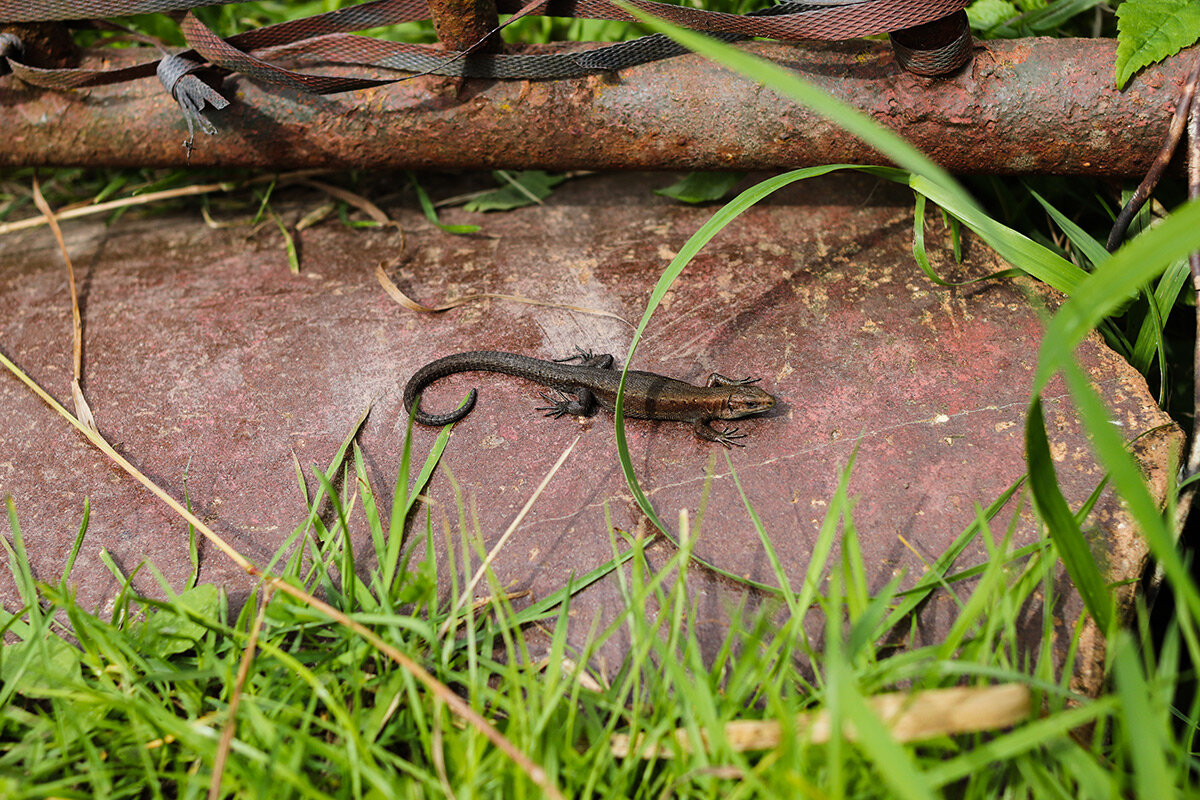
[5, 0, 1200, 796]
[1, 417, 1186, 798]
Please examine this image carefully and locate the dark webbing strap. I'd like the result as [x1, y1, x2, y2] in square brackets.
[0, 0, 973, 135]
[0, 0, 227, 20]
[184, 0, 936, 86]
[2, 0, 971, 85]
[0, 0, 964, 36]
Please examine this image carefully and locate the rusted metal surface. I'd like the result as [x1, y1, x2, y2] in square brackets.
[0, 172, 1181, 693]
[428, 0, 502, 53]
[0, 38, 1193, 175]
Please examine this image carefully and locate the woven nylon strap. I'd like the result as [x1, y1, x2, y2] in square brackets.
[1, 0, 972, 135]
[182, 0, 967, 89]
[0, 0, 965, 38]
[2, 0, 971, 88]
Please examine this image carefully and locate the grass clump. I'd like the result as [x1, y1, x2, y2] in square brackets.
[3, 427, 1185, 798]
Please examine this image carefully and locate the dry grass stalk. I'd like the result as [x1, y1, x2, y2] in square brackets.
[610, 683, 1033, 758]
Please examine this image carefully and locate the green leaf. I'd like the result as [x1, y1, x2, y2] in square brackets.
[0, 631, 83, 697]
[1115, 0, 1200, 89]
[967, 0, 1019, 30]
[654, 172, 744, 204]
[462, 170, 568, 212]
[133, 584, 220, 658]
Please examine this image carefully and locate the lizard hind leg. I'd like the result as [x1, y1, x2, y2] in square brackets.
[536, 391, 574, 419]
[536, 388, 599, 418]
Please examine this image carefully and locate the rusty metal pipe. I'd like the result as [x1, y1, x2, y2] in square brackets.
[0, 38, 1192, 176]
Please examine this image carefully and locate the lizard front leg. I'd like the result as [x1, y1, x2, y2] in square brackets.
[692, 419, 748, 448]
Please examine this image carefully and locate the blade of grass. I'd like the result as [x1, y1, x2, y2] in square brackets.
[59, 498, 90, 586]
[881, 477, 1024, 632]
[924, 697, 1117, 788]
[613, 164, 868, 538]
[407, 172, 481, 234]
[268, 207, 300, 273]
[439, 436, 580, 638]
[1034, 197, 1200, 392]
[510, 542, 639, 626]
[794, 450, 858, 632]
[1113, 631, 1176, 800]
[1025, 398, 1115, 631]
[1132, 257, 1190, 376]
[1054, 358, 1200, 639]
[3, 498, 41, 617]
[726, 451, 801, 614]
[267, 404, 372, 578]
[907, 175, 1085, 294]
[385, 408, 454, 592]
[310, 465, 367, 611]
[824, 610, 938, 800]
[912, 193, 1021, 287]
[1029, 187, 1110, 269]
[1029, 187, 1187, 388]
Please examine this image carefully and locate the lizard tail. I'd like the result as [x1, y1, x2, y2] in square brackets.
[405, 386, 478, 427]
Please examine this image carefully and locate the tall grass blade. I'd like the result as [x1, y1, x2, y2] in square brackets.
[1054, 360, 1200, 638]
[1113, 632, 1176, 800]
[613, 164, 873, 538]
[1028, 187, 1110, 269]
[620, 3, 1087, 297]
[1025, 398, 1114, 631]
[1034, 198, 1200, 391]
[386, 401, 454, 593]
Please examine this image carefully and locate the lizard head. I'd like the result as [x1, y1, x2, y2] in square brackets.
[723, 385, 776, 419]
